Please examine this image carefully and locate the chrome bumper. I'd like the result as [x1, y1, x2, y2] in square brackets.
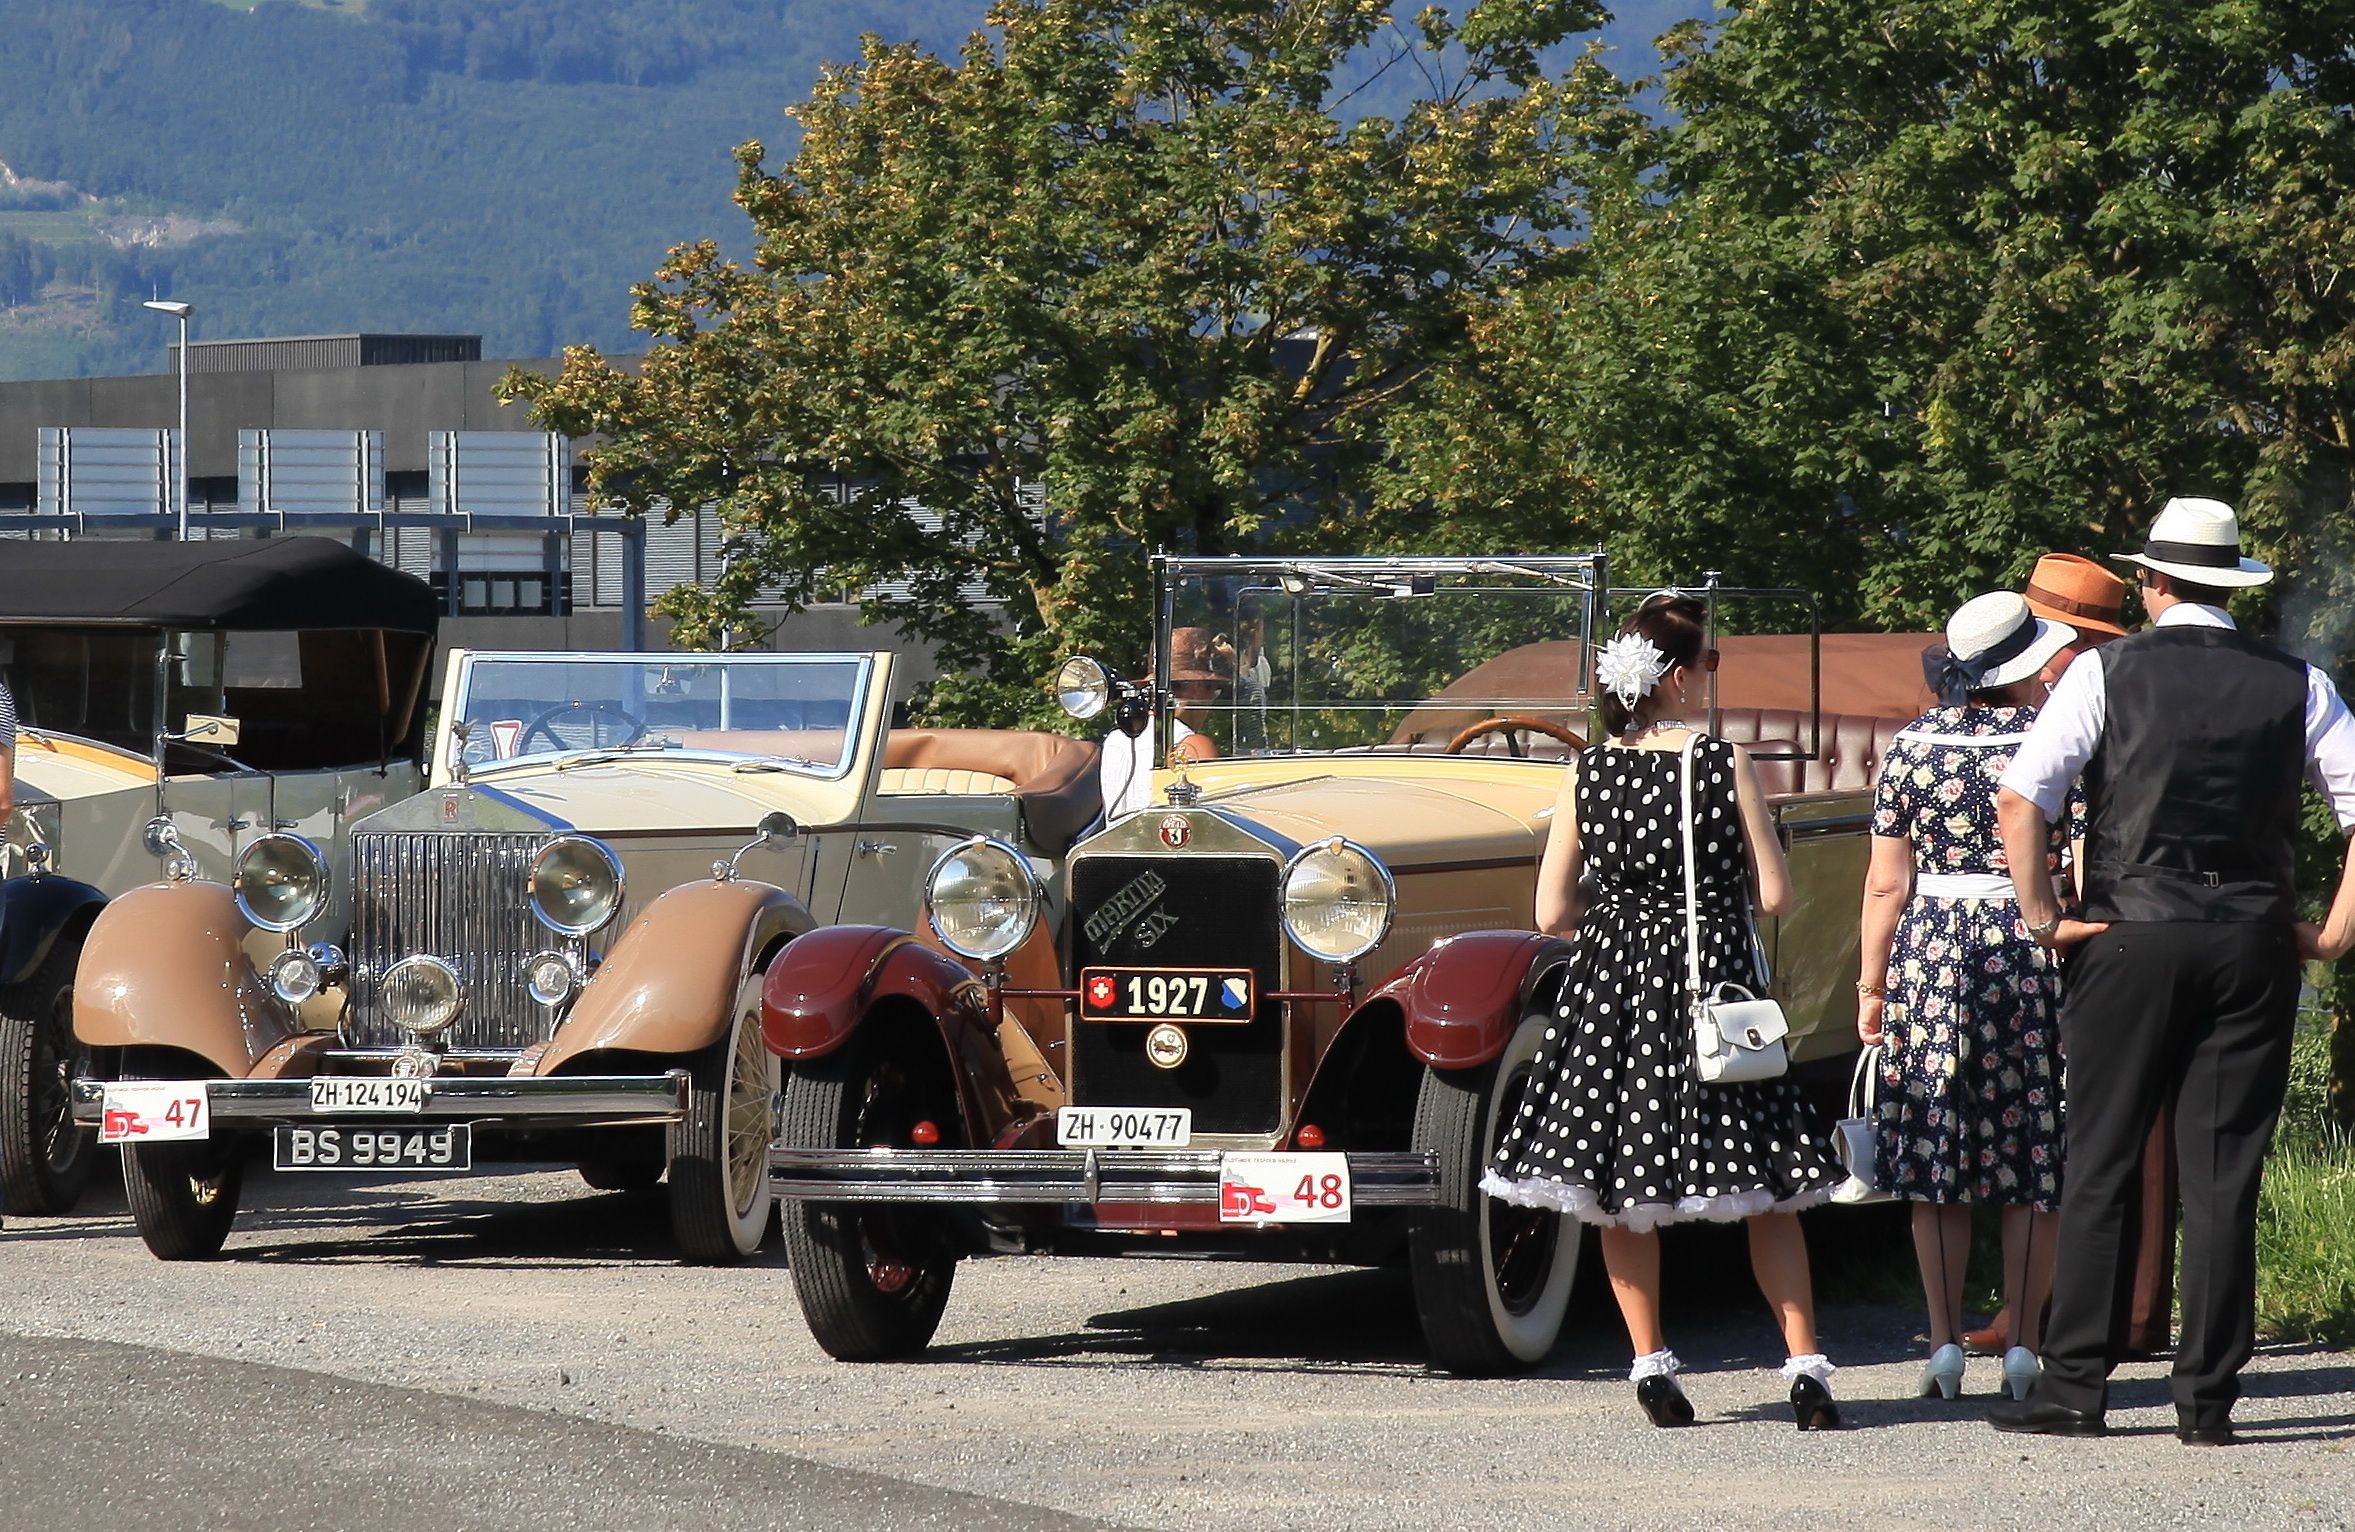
[768, 1147, 1443, 1206]
[71, 1073, 691, 1129]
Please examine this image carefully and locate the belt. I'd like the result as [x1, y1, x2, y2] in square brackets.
[1914, 872, 2016, 900]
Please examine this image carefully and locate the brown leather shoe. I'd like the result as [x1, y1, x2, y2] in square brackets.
[1963, 1314, 2009, 1357]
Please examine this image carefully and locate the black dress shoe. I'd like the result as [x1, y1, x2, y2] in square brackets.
[1987, 1399, 2106, 1437]
[1636, 1375, 1695, 1428]
[2176, 1422, 2236, 1447]
[1790, 1374, 1841, 1431]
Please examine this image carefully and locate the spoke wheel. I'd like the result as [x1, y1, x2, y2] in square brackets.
[120, 1064, 243, 1261]
[667, 975, 778, 1262]
[778, 1022, 959, 1361]
[0, 934, 102, 1215]
[1407, 1008, 1581, 1375]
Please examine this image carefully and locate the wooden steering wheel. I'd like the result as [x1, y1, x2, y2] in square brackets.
[1442, 715, 1587, 757]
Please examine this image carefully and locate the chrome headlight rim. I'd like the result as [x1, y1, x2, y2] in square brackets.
[522, 948, 585, 1009]
[379, 953, 464, 1038]
[528, 835, 626, 938]
[266, 945, 324, 1006]
[234, 832, 331, 933]
[923, 835, 1044, 964]
[1279, 836, 1396, 964]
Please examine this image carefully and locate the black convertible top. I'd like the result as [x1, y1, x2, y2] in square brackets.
[0, 537, 439, 633]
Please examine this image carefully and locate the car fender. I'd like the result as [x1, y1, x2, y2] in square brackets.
[535, 879, 810, 1073]
[0, 872, 107, 987]
[761, 926, 1024, 1143]
[72, 880, 293, 1076]
[1374, 929, 1577, 1072]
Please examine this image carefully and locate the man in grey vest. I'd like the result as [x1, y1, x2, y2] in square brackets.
[1987, 498, 2355, 1444]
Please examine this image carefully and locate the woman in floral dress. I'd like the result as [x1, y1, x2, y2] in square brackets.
[1857, 592, 2082, 1404]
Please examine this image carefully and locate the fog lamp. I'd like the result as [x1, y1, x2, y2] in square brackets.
[267, 946, 324, 1006]
[523, 949, 582, 1008]
[380, 954, 463, 1037]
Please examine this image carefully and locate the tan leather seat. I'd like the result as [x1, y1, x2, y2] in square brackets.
[881, 729, 1103, 853]
[1711, 708, 1912, 795]
[877, 767, 1018, 795]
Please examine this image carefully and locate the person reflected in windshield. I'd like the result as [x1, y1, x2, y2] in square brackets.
[1099, 628, 1231, 820]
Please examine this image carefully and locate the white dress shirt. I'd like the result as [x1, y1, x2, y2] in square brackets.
[2000, 603, 2355, 829]
[1099, 716, 1195, 820]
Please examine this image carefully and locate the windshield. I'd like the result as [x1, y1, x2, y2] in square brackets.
[1158, 557, 1606, 755]
[452, 652, 875, 777]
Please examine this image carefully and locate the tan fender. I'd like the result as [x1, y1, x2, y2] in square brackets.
[73, 881, 294, 1076]
[534, 879, 810, 1072]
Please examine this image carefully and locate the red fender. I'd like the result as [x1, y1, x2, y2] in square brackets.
[760, 925, 1023, 1144]
[1373, 929, 1576, 1070]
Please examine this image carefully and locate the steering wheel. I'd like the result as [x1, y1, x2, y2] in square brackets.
[517, 701, 650, 755]
[1443, 715, 1586, 758]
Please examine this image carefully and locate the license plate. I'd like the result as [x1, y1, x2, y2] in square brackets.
[98, 1082, 209, 1144]
[1078, 965, 1255, 1022]
[309, 1077, 425, 1113]
[273, 1123, 471, 1173]
[1218, 1152, 1351, 1224]
[1056, 1106, 1192, 1148]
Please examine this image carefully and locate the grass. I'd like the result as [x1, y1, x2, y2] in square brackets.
[2255, 1012, 2355, 1345]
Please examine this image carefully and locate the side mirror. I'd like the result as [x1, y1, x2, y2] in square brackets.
[180, 713, 242, 746]
[1054, 657, 1111, 721]
[756, 810, 798, 845]
[141, 815, 184, 858]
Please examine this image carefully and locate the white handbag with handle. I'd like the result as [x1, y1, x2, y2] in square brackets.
[1831, 1043, 1894, 1204]
[1679, 734, 1791, 1084]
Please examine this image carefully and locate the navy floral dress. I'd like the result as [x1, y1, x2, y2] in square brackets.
[1870, 705, 2080, 1209]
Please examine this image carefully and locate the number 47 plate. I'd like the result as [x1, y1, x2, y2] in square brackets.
[1217, 1152, 1351, 1224]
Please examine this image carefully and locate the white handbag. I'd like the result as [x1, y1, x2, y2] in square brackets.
[1831, 1044, 1894, 1205]
[1679, 734, 1791, 1084]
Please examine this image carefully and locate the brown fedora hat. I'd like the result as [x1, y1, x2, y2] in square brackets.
[1166, 626, 1234, 685]
[2022, 553, 2128, 638]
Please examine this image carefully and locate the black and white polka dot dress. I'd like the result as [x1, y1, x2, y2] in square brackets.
[1481, 736, 1843, 1229]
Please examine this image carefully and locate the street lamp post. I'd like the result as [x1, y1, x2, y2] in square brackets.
[142, 299, 193, 539]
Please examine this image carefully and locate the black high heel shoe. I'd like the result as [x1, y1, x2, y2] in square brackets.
[1789, 1374, 1840, 1431]
[1636, 1375, 1696, 1428]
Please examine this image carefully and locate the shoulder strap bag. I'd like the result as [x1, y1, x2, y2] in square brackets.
[1680, 733, 1791, 1084]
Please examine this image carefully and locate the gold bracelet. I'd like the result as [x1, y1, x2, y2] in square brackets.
[1855, 980, 1887, 997]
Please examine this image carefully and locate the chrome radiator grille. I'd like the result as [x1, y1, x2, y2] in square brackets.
[348, 830, 552, 1048]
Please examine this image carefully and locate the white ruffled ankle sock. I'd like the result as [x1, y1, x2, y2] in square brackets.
[1780, 1353, 1835, 1385]
[1629, 1348, 1683, 1383]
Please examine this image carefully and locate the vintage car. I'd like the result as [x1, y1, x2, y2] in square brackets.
[72, 645, 1101, 1263]
[1, 537, 436, 1214]
[764, 555, 1914, 1373]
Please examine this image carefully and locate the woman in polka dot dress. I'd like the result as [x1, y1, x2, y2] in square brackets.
[1483, 594, 1846, 1430]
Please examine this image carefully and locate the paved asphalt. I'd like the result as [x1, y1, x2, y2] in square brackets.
[0, 1164, 2350, 1532]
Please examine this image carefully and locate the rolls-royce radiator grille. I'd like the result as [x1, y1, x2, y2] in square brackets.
[347, 830, 552, 1048]
[1070, 854, 1284, 1135]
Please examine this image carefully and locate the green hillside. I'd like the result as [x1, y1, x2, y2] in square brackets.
[0, 0, 1700, 381]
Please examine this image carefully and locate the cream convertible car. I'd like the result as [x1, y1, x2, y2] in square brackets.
[73, 649, 1099, 1262]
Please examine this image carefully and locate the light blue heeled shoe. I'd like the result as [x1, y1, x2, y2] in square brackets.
[2002, 1345, 2041, 1402]
[1918, 1342, 1966, 1400]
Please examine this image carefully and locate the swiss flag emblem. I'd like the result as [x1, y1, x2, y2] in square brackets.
[1086, 975, 1117, 1008]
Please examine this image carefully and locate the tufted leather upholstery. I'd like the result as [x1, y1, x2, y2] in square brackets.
[1711, 708, 1912, 796]
[880, 729, 1103, 853]
[877, 767, 1018, 796]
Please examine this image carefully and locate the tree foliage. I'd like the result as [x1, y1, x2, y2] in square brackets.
[506, 0, 1635, 723]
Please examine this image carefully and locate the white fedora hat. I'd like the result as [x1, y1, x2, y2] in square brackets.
[1925, 592, 2076, 704]
[2112, 496, 2272, 587]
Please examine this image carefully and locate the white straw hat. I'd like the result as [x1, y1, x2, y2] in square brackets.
[1925, 592, 2076, 703]
[2112, 497, 2272, 588]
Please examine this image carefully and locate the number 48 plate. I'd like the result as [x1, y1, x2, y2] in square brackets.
[1217, 1152, 1351, 1224]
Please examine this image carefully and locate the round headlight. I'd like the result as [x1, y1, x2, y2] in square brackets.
[529, 836, 625, 937]
[523, 949, 582, 1008]
[1054, 657, 1111, 721]
[924, 837, 1043, 963]
[1280, 837, 1395, 964]
[266, 946, 324, 1006]
[380, 954, 463, 1037]
[235, 833, 330, 932]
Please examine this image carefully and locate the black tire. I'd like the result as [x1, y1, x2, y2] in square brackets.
[777, 1025, 958, 1361]
[0, 934, 101, 1215]
[120, 1073, 243, 1260]
[666, 976, 779, 1263]
[580, 1158, 664, 1193]
[1408, 1009, 1581, 1376]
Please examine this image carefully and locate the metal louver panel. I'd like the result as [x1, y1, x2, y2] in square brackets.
[348, 830, 552, 1048]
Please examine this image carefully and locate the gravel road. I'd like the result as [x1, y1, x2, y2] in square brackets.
[1, 1165, 2349, 1532]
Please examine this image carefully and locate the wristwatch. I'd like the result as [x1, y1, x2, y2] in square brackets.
[2025, 913, 2061, 945]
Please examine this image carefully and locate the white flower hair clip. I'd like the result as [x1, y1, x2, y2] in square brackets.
[1595, 631, 1671, 709]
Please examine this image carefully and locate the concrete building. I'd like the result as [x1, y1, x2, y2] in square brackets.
[0, 335, 934, 685]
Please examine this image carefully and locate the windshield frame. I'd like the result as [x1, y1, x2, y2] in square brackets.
[447, 650, 880, 782]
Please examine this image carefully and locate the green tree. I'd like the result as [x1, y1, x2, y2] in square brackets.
[504, 0, 1634, 723]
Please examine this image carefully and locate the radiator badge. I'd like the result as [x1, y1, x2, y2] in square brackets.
[1146, 1023, 1189, 1069]
[1157, 814, 1191, 849]
[1081, 869, 1169, 949]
